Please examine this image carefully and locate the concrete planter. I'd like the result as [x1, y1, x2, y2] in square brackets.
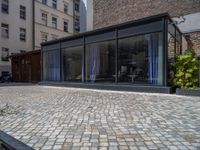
[176, 88, 200, 97]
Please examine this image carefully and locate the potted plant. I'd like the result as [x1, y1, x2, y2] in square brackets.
[173, 49, 200, 96]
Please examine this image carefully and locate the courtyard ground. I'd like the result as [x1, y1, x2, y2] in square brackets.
[0, 85, 200, 150]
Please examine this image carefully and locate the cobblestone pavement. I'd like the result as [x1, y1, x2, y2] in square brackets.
[0, 85, 200, 150]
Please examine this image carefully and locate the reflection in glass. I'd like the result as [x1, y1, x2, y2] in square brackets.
[62, 46, 83, 82]
[43, 50, 60, 81]
[86, 41, 115, 83]
[118, 32, 163, 85]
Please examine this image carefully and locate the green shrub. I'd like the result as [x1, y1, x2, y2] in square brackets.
[173, 49, 199, 89]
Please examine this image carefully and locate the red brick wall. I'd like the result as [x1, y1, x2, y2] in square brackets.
[93, 0, 200, 55]
[185, 32, 200, 55]
[93, 0, 200, 29]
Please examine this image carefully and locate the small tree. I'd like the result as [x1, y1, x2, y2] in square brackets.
[173, 49, 199, 89]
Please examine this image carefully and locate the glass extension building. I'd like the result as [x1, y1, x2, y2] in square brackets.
[41, 13, 186, 93]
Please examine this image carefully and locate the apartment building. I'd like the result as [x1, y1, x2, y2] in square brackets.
[34, 0, 80, 49]
[93, 0, 200, 55]
[0, 0, 33, 74]
[0, 0, 80, 74]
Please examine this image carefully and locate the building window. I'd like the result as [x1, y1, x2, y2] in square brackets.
[41, 13, 47, 26]
[1, 0, 9, 14]
[43, 50, 60, 81]
[74, 3, 79, 12]
[41, 33, 48, 43]
[52, 17, 57, 29]
[20, 5, 26, 20]
[1, 47, 9, 61]
[51, 34, 58, 40]
[118, 32, 163, 85]
[64, 21, 68, 32]
[85, 41, 116, 83]
[20, 28, 26, 41]
[74, 17, 80, 31]
[1, 23, 9, 38]
[52, 0, 57, 9]
[62, 46, 83, 82]
[42, 0, 47, 5]
[20, 50, 26, 53]
[64, 4, 68, 14]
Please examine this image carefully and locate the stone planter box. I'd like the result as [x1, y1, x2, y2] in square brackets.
[176, 88, 200, 97]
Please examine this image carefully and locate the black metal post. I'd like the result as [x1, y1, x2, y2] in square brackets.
[163, 18, 168, 86]
[82, 36, 86, 83]
[59, 40, 62, 82]
[115, 29, 118, 84]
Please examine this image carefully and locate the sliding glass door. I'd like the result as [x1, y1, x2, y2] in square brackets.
[85, 40, 116, 83]
[118, 32, 163, 85]
[62, 46, 83, 82]
[43, 50, 60, 81]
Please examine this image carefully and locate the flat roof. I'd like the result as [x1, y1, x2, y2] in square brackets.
[41, 13, 176, 46]
[10, 50, 41, 58]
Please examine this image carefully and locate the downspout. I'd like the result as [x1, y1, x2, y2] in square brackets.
[73, 0, 75, 34]
[199, 57, 200, 87]
[32, 0, 35, 50]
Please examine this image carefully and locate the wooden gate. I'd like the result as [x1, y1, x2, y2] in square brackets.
[11, 50, 41, 82]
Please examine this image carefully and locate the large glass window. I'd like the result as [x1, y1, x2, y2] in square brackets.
[43, 50, 60, 81]
[86, 40, 116, 83]
[118, 32, 163, 85]
[62, 46, 83, 82]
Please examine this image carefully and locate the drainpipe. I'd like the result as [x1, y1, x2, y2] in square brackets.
[32, 0, 35, 50]
[199, 56, 200, 87]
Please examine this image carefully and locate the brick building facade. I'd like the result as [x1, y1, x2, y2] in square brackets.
[93, 0, 200, 54]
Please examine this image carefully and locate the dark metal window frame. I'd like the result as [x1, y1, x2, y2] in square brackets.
[63, 21, 68, 32]
[64, 4, 68, 14]
[52, 17, 57, 29]
[19, 28, 26, 41]
[1, 0, 9, 14]
[1, 23, 9, 38]
[74, 3, 79, 12]
[42, 13, 48, 26]
[20, 5, 26, 20]
[1, 47, 9, 62]
[42, 0, 47, 5]
[41, 13, 183, 87]
[52, 0, 57, 9]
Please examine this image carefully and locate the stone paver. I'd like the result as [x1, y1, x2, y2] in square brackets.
[0, 85, 200, 150]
